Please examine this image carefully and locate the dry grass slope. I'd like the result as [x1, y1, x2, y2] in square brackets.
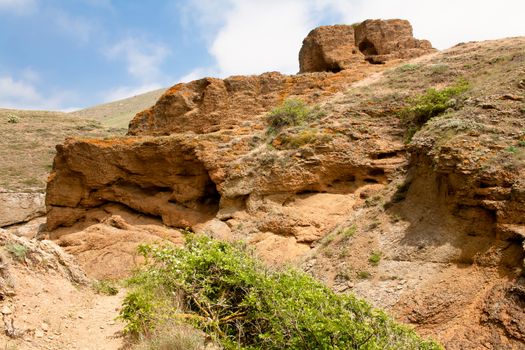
[0, 109, 122, 192]
[69, 88, 165, 128]
[0, 87, 165, 192]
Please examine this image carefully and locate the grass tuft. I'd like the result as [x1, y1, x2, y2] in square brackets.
[5, 242, 28, 261]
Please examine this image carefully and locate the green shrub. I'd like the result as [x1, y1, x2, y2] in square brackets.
[400, 79, 470, 142]
[7, 114, 20, 124]
[368, 251, 382, 266]
[266, 99, 325, 134]
[396, 64, 419, 72]
[357, 271, 372, 280]
[93, 280, 119, 296]
[428, 64, 449, 75]
[120, 235, 442, 350]
[339, 225, 357, 239]
[5, 242, 28, 261]
[506, 146, 518, 153]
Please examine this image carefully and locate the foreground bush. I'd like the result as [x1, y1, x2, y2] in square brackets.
[120, 235, 442, 350]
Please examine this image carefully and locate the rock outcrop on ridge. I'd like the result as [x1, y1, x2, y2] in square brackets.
[299, 19, 435, 72]
[44, 17, 525, 350]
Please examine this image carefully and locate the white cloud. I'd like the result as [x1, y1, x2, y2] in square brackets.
[0, 74, 76, 111]
[209, 0, 310, 76]
[104, 38, 170, 101]
[183, 0, 360, 77]
[20, 67, 40, 83]
[103, 83, 163, 102]
[106, 38, 169, 83]
[53, 10, 97, 44]
[0, 0, 37, 15]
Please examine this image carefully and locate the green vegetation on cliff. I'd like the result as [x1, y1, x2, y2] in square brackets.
[120, 235, 442, 350]
[399, 79, 470, 141]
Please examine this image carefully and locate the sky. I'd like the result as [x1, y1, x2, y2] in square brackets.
[0, 0, 524, 111]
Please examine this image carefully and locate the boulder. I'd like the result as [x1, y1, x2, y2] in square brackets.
[298, 25, 364, 73]
[0, 192, 45, 227]
[354, 19, 435, 63]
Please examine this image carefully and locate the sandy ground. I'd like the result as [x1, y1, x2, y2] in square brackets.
[1, 269, 125, 350]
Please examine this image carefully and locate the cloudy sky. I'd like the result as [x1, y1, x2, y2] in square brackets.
[1, 0, 524, 111]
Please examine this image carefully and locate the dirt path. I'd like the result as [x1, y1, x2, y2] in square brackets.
[1, 265, 125, 350]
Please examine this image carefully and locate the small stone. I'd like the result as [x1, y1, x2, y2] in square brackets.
[100, 326, 104, 329]
[480, 102, 497, 109]
[41, 322, 49, 331]
[501, 94, 523, 101]
[1, 305, 12, 314]
[108, 320, 115, 325]
[35, 329, 44, 338]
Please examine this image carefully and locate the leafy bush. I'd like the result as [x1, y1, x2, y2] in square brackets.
[7, 114, 20, 124]
[400, 79, 470, 142]
[357, 271, 372, 280]
[120, 235, 442, 350]
[266, 99, 325, 134]
[5, 242, 28, 261]
[368, 251, 381, 266]
[339, 225, 357, 239]
[93, 280, 119, 296]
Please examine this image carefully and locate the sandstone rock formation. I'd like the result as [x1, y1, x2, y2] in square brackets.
[0, 191, 45, 227]
[128, 69, 379, 136]
[298, 25, 364, 73]
[299, 19, 435, 72]
[43, 18, 525, 350]
[354, 19, 434, 64]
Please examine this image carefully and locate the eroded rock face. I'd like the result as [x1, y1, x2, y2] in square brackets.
[299, 19, 435, 72]
[46, 137, 221, 231]
[128, 69, 381, 136]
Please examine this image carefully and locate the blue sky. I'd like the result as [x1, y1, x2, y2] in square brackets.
[1, 0, 524, 111]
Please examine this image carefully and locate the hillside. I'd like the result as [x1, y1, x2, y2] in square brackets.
[0, 88, 165, 193]
[0, 109, 122, 193]
[69, 88, 166, 128]
[1, 19, 525, 350]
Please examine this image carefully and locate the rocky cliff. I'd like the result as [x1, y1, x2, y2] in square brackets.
[45, 19, 525, 349]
